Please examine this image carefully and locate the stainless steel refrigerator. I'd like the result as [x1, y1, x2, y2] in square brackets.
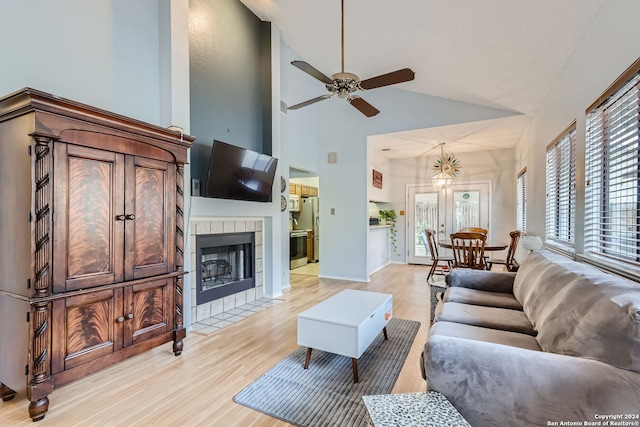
[296, 196, 319, 262]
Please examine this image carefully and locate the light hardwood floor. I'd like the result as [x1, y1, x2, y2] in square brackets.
[0, 264, 433, 426]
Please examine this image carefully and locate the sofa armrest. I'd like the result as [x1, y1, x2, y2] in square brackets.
[424, 335, 640, 426]
[446, 269, 516, 293]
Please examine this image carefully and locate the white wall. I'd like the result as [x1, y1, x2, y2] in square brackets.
[309, 88, 519, 281]
[0, 0, 167, 126]
[278, 40, 324, 285]
[280, 42, 321, 173]
[516, 0, 640, 255]
[160, 0, 193, 326]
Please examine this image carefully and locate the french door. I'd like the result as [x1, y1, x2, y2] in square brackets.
[407, 181, 491, 264]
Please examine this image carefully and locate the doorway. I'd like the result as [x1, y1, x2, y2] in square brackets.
[407, 181, 491, 264]
[289, 167, 320, 277]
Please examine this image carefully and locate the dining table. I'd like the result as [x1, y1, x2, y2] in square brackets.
[438, 239, 508, 251]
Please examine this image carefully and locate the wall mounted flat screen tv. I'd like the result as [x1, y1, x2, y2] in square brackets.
[205, 140, 278, 202]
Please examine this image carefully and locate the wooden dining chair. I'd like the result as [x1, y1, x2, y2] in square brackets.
[420, 230, 453, 282]
[486, 230, 522, 272]
[466, 227, 488, 235]
[450, 232, 487, 270]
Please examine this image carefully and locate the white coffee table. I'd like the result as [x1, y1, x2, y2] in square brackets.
[297, 289, 393, 383]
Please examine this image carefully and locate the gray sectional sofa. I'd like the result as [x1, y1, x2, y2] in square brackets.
[422, 250, 640, 427]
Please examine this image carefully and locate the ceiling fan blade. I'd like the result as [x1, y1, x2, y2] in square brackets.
[348, 96, 380, 117]
[291, 61, 334, 86]
[287, 95, 332, 111]
[359, 68, 415, 90]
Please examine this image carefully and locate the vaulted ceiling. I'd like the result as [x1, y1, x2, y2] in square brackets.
[240, 0, 607, 157]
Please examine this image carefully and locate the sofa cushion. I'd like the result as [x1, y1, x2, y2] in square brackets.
[446, 268, 516, 293]
[435, 302, 536, 336]
[514, 250, 640, 374]
[424, 331, 640, 427]
[444, 287, 522, 311]
[429, 320, 541, 351]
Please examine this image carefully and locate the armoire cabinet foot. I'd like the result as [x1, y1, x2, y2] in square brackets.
[173, 328, 186, 356]
[28, 397, 49, 422]
[0, 382, 16, 401]
[27, 378, 53, 422]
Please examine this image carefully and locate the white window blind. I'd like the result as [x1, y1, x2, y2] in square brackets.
[516, 168, 527, 232]
[585, 60, 640, 267]
[545, 124, 577, 250]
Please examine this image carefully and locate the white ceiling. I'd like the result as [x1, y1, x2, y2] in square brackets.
[239, 0, 606, 158]
[368, 115, 533, 159]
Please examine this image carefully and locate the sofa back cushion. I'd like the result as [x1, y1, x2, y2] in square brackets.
[514, 250, 640, 373]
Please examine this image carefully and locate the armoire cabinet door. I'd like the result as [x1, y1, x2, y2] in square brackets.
[123, 278, 174, 346]
[53, 145, 177, 292]
[51, 289, 124, 374]
[53, 144, 125, 293]
[124, 156, 176, 281]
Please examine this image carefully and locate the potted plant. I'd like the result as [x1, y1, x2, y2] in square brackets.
[379, 210, 400, 256]
[378, 209, 389, 224]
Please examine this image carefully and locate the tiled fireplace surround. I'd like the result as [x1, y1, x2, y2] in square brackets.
[190, 218, 264, 324]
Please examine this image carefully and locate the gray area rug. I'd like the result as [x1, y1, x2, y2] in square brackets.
[430, 281, 447, 323]
[233, 317, 421, 427]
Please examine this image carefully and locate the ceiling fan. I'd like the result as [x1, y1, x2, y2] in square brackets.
[287, 0, 415, 117]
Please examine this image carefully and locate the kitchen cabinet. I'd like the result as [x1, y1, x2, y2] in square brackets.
[300, 185, 319, 196]
[289, 183, 318, 197]
[0, 88, 193, 421]
[289, 183, 302, 197]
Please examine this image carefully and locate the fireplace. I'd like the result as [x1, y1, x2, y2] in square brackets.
[196, 232, 255, 305]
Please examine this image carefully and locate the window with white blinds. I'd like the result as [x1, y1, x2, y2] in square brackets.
[585, 59, 640, 267]
[516, 168, 527, 232]
[545, 124, 577, 250]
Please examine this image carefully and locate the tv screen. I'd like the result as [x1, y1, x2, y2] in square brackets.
[204, 140, 278, 202]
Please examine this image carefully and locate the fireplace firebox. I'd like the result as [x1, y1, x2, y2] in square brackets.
[196, 232, 255, 304]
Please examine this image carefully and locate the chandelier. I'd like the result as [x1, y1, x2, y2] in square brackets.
[431, 143, 460, 190]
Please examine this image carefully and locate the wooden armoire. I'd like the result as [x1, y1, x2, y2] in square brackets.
[0, 88, 194, 421]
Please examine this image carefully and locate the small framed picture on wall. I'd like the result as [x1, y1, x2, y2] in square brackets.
[373, 169, 383, 189]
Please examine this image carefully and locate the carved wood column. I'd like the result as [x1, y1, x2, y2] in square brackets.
[32, 135, 54, 299]
[27, 134, 56, 421]
[173, 163, 185, 356]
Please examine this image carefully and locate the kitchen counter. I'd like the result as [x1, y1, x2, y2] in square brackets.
[369, 224, 392, 229]
[290, 229, 312, 234]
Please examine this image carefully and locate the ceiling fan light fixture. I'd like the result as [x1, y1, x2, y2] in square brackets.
[431, 171, 455, 190]
[431, 143, 460, 190]
[286, 0, 415, 117]
[331, 72, 359, 81]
